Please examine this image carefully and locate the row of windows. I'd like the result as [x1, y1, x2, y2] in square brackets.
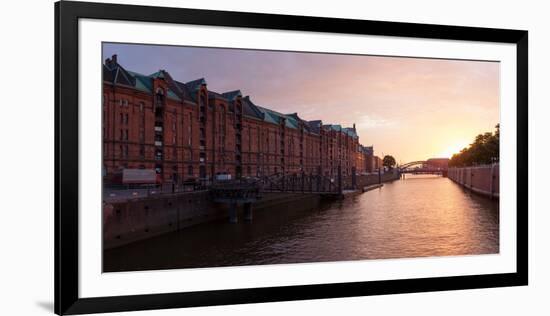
[119, 113, 129, 125]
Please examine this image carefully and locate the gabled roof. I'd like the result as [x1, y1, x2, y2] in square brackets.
[255, 106, 280, 125]
[103, 64, 115, 83]
[241, 96, 264, 120]
[361, 145, 374, 155]
[255, 107, 299, 129]
[126, 71, 153, 93]
[208, 90, 228, 101]
[286, 113, 315, 133]
[307, 120, 322, 134]
[103, 57, 185, 102]
[222, 90, 242, 101]
[185, 78, 207, 92]
[102, 54, 362, 141]
[140, 70, 180, 101]
[173, 80, 196, 103]
[149, 70, 166, 79]
[103, 59, 138, 89]
[343, 127, 358, 139]
[322, 124, 358, 138]
[114, 66, 135, 87]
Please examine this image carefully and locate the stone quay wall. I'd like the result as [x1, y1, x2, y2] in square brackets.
[103, 191, 321, 249]
[344, 171, 400, 189]
[447, 164, 499, 199]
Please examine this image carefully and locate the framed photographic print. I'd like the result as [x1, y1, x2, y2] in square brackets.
[55, 0, 528, 314]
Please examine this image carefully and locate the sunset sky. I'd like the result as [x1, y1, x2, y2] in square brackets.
[103, 43, 500, 164]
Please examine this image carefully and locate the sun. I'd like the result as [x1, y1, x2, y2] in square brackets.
[438, 141, 470, 158]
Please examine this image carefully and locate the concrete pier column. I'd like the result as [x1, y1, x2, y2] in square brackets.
[244, 203, 253, 221]
[229, 202, 238, 223]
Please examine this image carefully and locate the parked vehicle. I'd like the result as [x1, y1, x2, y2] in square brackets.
[215, 172, 232, 181]
[113, 168, 161, 185]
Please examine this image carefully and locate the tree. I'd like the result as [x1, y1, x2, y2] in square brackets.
[449, 124, 499, 167]
[383, 155, 396, 169]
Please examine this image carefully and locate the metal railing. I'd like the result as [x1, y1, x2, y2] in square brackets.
[103, 182, 207, 202]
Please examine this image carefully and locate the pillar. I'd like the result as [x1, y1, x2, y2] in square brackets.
[244, 202, 253, 221]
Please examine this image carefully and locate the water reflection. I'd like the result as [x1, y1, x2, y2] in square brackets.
[104, 175, 499, 272]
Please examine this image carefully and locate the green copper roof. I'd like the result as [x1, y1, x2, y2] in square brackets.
[256, 106, 279, 125]
[125, 70, 180, 101]
[166, 90, 181, 101]
[343, 127, 358, 139]
[185, 78, 207, 91]
[104, 57, 359, 140]
[256, 106, 299, 129]
[222, 90, 242, 101]
[127, 71, 153, 93]
[149, 70, 166, 79]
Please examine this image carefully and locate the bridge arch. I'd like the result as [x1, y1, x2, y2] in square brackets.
[399, 161, 427, 171]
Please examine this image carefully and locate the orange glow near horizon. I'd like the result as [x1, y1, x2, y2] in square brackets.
[437, 140, 472, 159]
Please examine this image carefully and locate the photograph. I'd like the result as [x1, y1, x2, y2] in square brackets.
[101, 42, 501, 273]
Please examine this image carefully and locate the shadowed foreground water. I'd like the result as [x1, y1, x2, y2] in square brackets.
[104, 175, 499, 272]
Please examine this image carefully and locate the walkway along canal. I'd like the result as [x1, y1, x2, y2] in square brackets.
[104, 173, 499, 272]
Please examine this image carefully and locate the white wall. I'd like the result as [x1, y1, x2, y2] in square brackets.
[0, 0, 546, 315]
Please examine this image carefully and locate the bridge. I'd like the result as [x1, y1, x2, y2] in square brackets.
[210, 158, 447, 222]
[398, 159, 449, 177]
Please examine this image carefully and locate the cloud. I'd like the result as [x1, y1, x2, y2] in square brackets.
[357, 115, 396, 129]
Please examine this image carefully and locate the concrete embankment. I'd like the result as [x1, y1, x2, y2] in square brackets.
[103, 172, 400, 249]
[103, 191, 321, 249]
[447, 164, 499, 199]
[363, 184, 383, 192]
[348, 171, 400, 189]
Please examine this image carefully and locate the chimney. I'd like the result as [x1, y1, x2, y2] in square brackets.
[105, 54, 118, 69]
[353, 123, 356, 131]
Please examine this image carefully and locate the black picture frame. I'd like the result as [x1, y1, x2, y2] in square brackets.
[55, 1, 528, 314]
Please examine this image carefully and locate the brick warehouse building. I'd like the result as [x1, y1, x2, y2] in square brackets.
[102, 55, 378, 184]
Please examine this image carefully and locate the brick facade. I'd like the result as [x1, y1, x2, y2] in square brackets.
[102, 55, 377, 184]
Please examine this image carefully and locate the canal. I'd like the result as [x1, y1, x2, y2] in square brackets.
[104, 175, 499, 272]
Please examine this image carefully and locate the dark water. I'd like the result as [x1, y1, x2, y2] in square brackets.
[104, 175, 499, 272]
